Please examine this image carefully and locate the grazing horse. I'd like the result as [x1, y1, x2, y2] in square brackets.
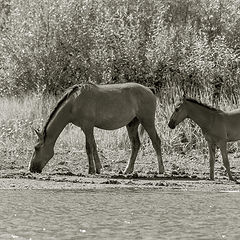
[168, 97, 239, 181]
[29, 82, 164, 175]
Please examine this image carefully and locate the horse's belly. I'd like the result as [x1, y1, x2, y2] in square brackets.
[95, 115, 135, 130]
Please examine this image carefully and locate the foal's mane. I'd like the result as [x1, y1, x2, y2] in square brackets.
[43, 85, 80, 139]
[185, 98, 220, 112]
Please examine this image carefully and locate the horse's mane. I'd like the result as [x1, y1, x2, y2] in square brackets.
[43, 85, 80, 139]
[185, 98, 221, 112]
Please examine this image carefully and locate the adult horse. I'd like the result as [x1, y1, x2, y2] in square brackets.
[168, 97, 238, 181]
[29, 82, 164, 174]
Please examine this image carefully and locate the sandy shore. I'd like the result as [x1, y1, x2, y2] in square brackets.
[0, 171, 240, 192]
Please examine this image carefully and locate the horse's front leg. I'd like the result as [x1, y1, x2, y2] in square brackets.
[91, 134, 102, 174]
[85, 136, 95, 174]
[207, 141, 216, 180]
[84, 128, 101, 174]
[219, 142, 234, 181]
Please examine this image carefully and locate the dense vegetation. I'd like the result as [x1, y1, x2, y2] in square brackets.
[1, 0, 240, 176]
[1, 0, 240, 104]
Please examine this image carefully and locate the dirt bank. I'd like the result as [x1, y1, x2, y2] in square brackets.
[0, 170, 239, 192]
[1, 148, 240, 191]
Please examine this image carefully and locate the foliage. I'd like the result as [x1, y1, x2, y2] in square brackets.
[0, 0, 239, 99]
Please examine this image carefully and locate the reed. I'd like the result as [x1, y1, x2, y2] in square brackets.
[1, 90, 239, 177]
[1, 0, 240, 177]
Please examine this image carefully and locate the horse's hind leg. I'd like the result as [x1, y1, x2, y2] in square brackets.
[124, 118, 140, 174]
[219, 142, 234, 181]
[140, 120, 164, 174]
[84, 128, 102, 174]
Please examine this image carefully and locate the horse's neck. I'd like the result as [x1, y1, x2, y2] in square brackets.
[187, 104, 213, 131]
[44, 107, 71, 146]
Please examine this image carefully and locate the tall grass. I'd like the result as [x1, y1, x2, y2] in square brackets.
[1, 0, 240, 175]
[1, 90, 240, 176]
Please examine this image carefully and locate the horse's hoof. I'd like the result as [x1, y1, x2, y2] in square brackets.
[88, 169, 96, 175]
[209, 175, 215, 181]
[95, 165, 102, 174]
[96, 169, 101, 174]
[123, 168, 133, 175]
[158, 168, 165, 174]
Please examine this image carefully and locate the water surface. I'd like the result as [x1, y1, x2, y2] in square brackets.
[0, 189, 240, 240]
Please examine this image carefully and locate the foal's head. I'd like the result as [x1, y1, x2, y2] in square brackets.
[168, 98, 188, 129]
[29, 129, 54, 173]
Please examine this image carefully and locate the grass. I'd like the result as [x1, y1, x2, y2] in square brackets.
[1, 0, 240, 180]
[1, 92, 240, 179]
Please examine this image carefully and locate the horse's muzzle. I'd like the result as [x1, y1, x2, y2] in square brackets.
[168, 121, 176, 129]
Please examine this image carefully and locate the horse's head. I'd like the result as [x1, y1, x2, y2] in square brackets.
[168, 98, 188, 129]
[29, 128, 54, 173]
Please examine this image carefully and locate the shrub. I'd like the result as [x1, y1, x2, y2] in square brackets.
[0, 0, 239, 101]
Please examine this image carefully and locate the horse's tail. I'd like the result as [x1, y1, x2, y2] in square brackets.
[138, 86, 157, 137]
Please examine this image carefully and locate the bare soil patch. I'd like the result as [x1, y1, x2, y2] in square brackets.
[0, 170, 239, 192]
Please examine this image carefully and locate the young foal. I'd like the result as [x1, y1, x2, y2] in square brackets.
[168, 97, 238, 181]
[29, 82, 164, 175]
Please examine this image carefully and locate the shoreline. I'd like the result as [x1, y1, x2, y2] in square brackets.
[0, 173, 239, 192]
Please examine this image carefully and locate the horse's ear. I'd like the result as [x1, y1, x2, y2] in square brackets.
[32, 127, 43, 140]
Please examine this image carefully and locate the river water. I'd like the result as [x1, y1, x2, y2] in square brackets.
[0, 189, 239, 240]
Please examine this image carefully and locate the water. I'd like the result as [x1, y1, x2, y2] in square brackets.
[0, 189, 240, 240]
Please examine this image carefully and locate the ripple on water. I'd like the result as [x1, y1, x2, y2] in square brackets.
[0, 189, 239, 240]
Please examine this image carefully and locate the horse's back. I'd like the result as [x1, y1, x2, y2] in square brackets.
[98, 82, 153, 95]
[97, 82, 156, 110]
[70, 82, 157, 130]
[77, 82, 155, 104]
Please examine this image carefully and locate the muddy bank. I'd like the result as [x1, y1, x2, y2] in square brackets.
[1, 150, 240, 191]
[0, 170, 240, 191]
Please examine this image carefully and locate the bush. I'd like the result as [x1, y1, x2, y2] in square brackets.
[0, 0, 240, 100]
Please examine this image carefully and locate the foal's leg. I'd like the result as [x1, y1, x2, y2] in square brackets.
[219, 142, 234, 181]
[124, 118, 140, 174]
[207, 141, 216, 180]
[141, 121, 164, 174]
[84, 128, 101, 174]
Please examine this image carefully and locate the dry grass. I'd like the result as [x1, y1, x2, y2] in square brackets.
[1, 92, 240, 179]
